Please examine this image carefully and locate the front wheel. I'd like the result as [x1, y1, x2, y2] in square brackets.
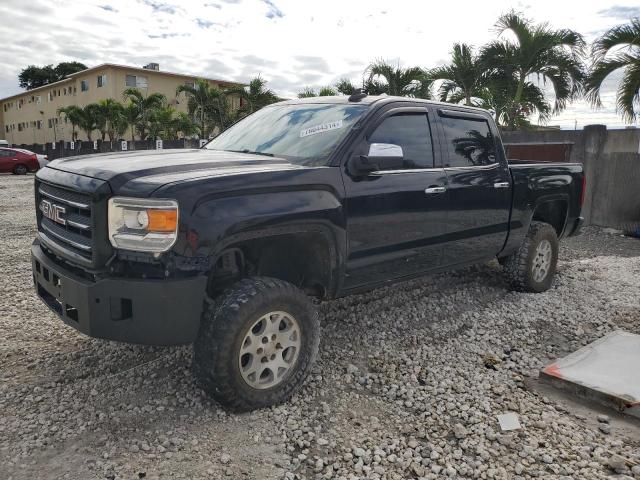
[502, 221, 559, 292]
[193, 277, 320, 411]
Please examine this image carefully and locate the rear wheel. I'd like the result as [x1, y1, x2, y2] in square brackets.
[502, 221, 559, 292]
[13, 164, 28, 175]
[193, 277, 319, 411]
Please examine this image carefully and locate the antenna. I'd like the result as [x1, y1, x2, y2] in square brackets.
[348, 89, 367, 102]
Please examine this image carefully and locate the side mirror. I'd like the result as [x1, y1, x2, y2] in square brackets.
[349, 143, 404, 176]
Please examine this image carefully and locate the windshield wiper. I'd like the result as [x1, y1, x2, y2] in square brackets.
[227, 149, 274, 157]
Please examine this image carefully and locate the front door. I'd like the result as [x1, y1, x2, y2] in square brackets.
[436, 109, 512, 266]
[342, 106, 448, 290]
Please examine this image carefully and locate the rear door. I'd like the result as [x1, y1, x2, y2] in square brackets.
[436, 109, 511, 266]
[342, 104, 448, 289]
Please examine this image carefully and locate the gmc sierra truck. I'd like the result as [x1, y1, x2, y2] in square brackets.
[31, 94, 584, 410]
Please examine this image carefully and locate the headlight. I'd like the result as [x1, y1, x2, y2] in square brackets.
[108, 197, 179, 252]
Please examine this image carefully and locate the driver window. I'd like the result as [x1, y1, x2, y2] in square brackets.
[368, 113, 434, 169]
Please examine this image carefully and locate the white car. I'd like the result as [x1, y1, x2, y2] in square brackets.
[36, 153, 49, 168]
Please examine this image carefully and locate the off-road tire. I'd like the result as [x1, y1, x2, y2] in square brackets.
[503, 221, 558, 293]
[193, 277, 319, 411]
[13, 164, 28, 175]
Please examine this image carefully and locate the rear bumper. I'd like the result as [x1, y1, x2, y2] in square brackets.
[31, 240, 207, 345]
[567, 216, 584, 237]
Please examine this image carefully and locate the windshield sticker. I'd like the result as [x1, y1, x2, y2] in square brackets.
[300, 120, 344, 138]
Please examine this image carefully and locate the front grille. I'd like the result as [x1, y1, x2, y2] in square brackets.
[37, 182, 94, 261]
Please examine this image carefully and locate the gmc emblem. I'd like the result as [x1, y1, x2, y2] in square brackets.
[40, 199, 66, 226]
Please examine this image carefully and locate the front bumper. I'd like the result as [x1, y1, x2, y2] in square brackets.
[31, 240, 207, 345]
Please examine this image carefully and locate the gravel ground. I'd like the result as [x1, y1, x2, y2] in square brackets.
[1, 173, 639, 480]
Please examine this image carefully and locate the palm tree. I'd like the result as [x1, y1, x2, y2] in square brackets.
[297, 86, 337, 98]
[123, 88, 166, 140]
[123, 103, 139, 142]
[226, 76, 278, 114]
[298, 87, 318, 98]
[148, 104, 175, 140]
[586, 18, 640, 122]
[57, 105, 83, 141]
[176, 79, 230, 138]
[335, 78, 358, 95]
[97, 99, 125, 142]
[174, 112, 199, 138]
[366, 60, 431, 98]
[430, 43, 487, 106]
[481, 12, 585, 128]
[77, 104, 100, 142]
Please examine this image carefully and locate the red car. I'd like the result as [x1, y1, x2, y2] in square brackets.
[0, 147, 40, 174]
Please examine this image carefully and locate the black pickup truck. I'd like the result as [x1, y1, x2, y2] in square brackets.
[31, 95, 584, 410]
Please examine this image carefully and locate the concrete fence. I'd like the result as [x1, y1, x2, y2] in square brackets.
[502, 126, 640, 232]
[13, 138, 206, 161]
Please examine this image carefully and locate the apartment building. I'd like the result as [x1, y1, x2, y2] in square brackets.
[0, 63, 243, 145]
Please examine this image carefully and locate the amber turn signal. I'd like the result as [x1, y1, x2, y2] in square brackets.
[147, 209, 178, 232]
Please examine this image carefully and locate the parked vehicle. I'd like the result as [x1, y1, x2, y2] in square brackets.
[0, 147, 39, 174]
[0, 140, 9, 147]
[31, 95, 584, 410]
[35, 153, 49, 169]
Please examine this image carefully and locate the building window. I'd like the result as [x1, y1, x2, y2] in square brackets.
[48, 92, 53, 101]
[184, 81, 195, 89]
[37, 120, 42, 130]
[48, 118, 53, 128]
[97, 74, 107, 87]
[18, 123, 23, 132]
[81, 80, 89, 92]
[125, 75, 148, 88]
[36, 95, 41, 104]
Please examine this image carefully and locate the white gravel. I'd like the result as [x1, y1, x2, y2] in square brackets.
[1, 174, 639, 479]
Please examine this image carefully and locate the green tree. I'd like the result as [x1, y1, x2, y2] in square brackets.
[57, 105, 83, 141]
[122, 88, 166, 140]
[297, 87, 318, 98]
[123, 103, 139, 142]
[297, 86, 337, 98]
[97, 99, 126, 142]
[429, 43, 487, 106]
[173, 112, 199, 138]
[176, 79, 239, 137]
[586, 18, 640, 122]
[227, 76, 278, 114]
[18, 62, 87, 90]
[365, 60, 431, 98]
[335, 78, 358, 95]
[53, 62, 88, 80]
[481, 12, 585, 128]
[77, 104, 100, 142]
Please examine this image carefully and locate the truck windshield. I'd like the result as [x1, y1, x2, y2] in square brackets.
[205, 103, 368, 166]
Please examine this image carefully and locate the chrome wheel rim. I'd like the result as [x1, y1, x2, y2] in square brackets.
[239, 311, 301, 390]
[532, 239, 552, 283]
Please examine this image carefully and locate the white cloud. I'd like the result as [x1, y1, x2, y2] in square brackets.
[0, 0, 637, 127]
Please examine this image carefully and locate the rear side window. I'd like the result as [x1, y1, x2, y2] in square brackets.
[368, 113, 434, 169]
[440, 115, 496, 167]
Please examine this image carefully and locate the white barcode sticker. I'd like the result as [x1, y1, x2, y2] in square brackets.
[300, 120, 343, 138]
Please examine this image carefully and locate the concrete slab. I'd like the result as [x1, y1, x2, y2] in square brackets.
[541, 330, 640, 418]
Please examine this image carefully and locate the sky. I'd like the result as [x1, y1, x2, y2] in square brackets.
[0, 0, 638, 129]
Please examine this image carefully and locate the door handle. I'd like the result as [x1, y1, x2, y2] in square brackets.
[425, 186, 446, 194]
[494, 182, 510, 189]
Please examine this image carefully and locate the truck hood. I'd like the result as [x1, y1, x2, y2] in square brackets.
[45, 149, 306, 194]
